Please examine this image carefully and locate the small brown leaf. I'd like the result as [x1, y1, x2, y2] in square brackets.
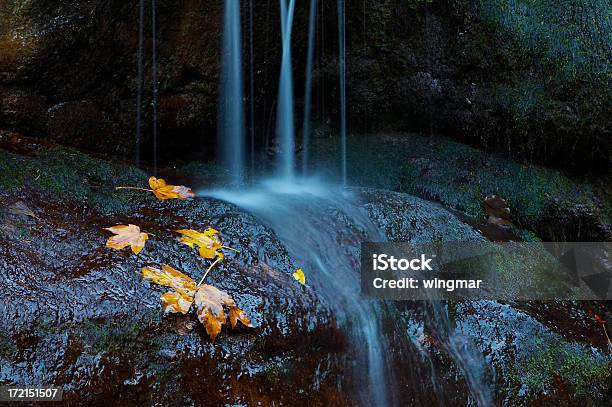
[484, 195, 512, 227]
[8, 201, 36, 218]
[105, 224, 149, 255]
[229, 307, 253, 329]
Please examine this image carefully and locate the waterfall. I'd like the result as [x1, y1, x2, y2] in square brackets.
[337, 0, 347, 185]
[249, 0, 256, 172]
[218, 0, 246, 181]
[135, 0, 145, 167]
[207, 182, 392, 406]
[301, 0, 318, 175]
[275, 0, 296, 180]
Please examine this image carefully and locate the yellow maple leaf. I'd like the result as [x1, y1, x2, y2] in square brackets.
[176, 228, 231, 260]
[293, 268, 306, 285]
[105, 224, 149, 255]
[148, 176, 195, 200]
[115, 176, 195, 200]
[141, 264, 197, 314]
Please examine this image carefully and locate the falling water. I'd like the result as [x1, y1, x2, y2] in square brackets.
[207, 181, 392, 406]
[301, 0, 317, 174]
[151, 0, 159, 175]
[337, 0, 347, 185]
[135, 0, 145, 167]
[276, 0, 296, 180]
[218, 0, 246, 181]
[249, 0, 256, 171]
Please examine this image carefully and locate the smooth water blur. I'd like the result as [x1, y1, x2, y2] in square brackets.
[337, 0, 347, 185]
[276, 0, 297, 181]
[218, 0, 246, 181]
[205, 179, 392, 406]
[301, 0, 318, 175]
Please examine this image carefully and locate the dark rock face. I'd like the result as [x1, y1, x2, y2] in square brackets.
[0, 147, 610, 404]
[1, 1, 609, 171]
[0, 187, 347, 405]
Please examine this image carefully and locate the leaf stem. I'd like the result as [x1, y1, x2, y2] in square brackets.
[197, 257, 222, 286]
[222, 246, 241, 253]
[116, 186, 154, 193]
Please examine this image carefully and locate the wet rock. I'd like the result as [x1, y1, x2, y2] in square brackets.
[0, 188, 347, 404]
[0, 90, 47, 134]
[1, 147, 610, 404]
[46, 101, 116, 152]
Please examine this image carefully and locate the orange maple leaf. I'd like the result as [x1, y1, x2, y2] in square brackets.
[141, 264, 252, 341]
[194, 284, 253, 341]
[105, 224, 149, 255]
[116, 176, 195, 200]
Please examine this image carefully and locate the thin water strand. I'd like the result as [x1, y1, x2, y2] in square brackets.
[301, 0, 318, 175]
[135, 0, 145, 167]
[218, 0, 246, 181]
[151, 0, 158, 175]
[276, 0, 296, 180]
[249, 0, 255, 172]
[337, 0, 347, 185]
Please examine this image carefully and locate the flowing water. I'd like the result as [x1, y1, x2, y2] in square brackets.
[151, 0, 158, 175]
[301, 0, 318, 175]
[276, 0, 297, 180]
[249, 0, 255, 171]
[218, 0, 246, 181]
[337, 0, 347, 185]
[207, 179, 392, 406]
[210, 2, 494, 405]
[135, 0, 145, 166]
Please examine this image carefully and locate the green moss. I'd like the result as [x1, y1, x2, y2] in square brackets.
[0, 149, 27, 190]
[520, 337, 612, 400]
[263, 365, 281, 386]
[0, 330, 15, 358]
[0, 147, 150, 214]
[76, 319, 147, 354]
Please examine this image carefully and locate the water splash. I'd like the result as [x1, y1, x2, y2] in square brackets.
[301, 0, 318, 175]
[337, 0, 347, 185]
[276, 0, 296, 180]
[218, 0, 246, 181]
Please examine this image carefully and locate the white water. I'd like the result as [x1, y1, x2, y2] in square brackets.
[337, 0, 347, 185]
[218, 0, 246, 181]
[206, 179, 392, 406]
[276, 0, 297, 180]
[301, 0, 318, 175]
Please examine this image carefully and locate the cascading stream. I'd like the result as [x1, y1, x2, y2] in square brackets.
[207, 181, 393, 407]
